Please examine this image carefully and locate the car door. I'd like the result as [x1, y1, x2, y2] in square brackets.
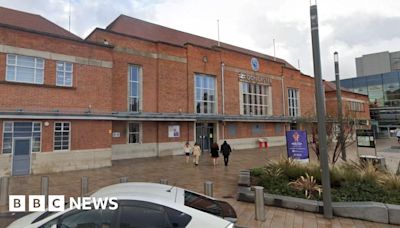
[39, 208, 117, 228]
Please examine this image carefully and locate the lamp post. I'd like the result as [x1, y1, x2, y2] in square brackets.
[334, 52, 346, 161]
[310, 4, 333, 219]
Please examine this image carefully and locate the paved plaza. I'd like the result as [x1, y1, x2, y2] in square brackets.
[1, 139, 400, 227]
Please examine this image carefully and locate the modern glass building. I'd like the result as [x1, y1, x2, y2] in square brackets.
[339, 71, 400, 137]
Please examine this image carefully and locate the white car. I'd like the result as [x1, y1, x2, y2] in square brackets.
[7, 182, 237, 228]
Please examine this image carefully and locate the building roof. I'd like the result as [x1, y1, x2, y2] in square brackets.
[324, 81, 367, 97]
[0, 6, 81, 40]
[105, 15, 296, 69]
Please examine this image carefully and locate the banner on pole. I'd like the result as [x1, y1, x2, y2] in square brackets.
[286, 130, 310, 163]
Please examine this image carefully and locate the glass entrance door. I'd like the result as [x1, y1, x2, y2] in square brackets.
[196, 123, 215, 151]
[12, 138, 31, 176]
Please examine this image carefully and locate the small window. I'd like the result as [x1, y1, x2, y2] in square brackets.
[56, 61, 73, 87]
[119, 205, 170, 228]
[54, 122, 70, 151]
[184, 191, 222, 216]
[128, 123, 140, 144]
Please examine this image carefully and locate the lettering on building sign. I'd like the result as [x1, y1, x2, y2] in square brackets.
[238, 72, 272, 85]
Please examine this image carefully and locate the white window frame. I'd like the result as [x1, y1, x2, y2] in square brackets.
[6, 54, 45, 84]
[195, 74, 216, 114]
[288, 88, 300, 117]
[241, 82, 270, 116]
[128, 65, 142, 112]
[2, 121, 42, 154]
[53, 122, 71, 151]
[127, 122, 141, 144]
[56, 61, 73, 87]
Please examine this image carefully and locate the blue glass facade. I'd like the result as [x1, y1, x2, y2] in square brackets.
[338, 72, 400, 137]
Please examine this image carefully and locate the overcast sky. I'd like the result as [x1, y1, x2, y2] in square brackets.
[1, 0, 400, 80]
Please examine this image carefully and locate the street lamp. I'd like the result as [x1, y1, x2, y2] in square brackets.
[310, 4, 333, 219]
[334, 52, 346, 161]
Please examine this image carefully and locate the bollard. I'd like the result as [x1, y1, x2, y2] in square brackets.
[160, 179, 168, 185]
[120, 177, 128, 183]
[204, 181, 213, 197]
[397, 161, 400, 175]
[81, 176, 88, 197]
[41, 176, 49, 198]
[0, 177, 9, 206]
[254, 186, 266, 221]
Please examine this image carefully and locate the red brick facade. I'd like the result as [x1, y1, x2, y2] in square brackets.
[0, 7, 370, 175]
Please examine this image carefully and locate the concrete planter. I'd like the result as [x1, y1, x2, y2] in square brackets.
[238, 170, 400, 225]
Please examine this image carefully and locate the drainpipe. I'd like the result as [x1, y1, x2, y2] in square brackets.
[281, 66, 286, 132]
[221, 62, 225, 140]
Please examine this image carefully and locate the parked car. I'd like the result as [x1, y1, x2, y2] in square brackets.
[7, 182, 237, 228]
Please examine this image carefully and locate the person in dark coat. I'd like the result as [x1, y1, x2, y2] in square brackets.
[210, 142, 219, 166]
[220, 141, 232, 166]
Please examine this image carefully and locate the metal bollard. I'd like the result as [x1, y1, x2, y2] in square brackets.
[254, 186, 266, 221]
[41, 176, 49, 198]
[0, 177, 9, 206]
[204, 181, 213, 197]
[120, 177, 128, 183]
[81, 176, 89, 197]
[160, 179, 168, 185]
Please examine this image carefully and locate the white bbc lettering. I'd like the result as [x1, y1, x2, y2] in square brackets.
[81, 197, 92, 210]
[29, 195, 45, 212]
[49, 195, 65, 212]
[108, 197, 118, 210]
[9, 195, 25, 212]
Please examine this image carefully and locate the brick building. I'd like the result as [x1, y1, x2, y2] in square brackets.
[0, 7, 370, 176]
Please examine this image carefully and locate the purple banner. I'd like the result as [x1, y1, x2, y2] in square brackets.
[286, 130, 309, 162]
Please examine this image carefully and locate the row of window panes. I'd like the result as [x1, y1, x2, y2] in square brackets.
[288, 88, 299, 117]
[350, 101, 364, 112]
[54, 122, 70, 151]
[6, 54, 73, 86]
[129, 65, 140, 112]
[128, 123, 140, 143]
[195, 74, 216, 114]
[243, 105, 268, 115]
[1, 122, 71, 153]
[242, 82, 269, 116]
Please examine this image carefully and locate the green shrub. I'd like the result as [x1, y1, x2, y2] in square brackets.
[250, 167, 265, 177]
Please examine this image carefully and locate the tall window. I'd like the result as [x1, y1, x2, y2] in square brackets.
[56, 61, 73, 87]
[242, 82, 269, 115]
[6, 54, 44, 84]
[129, 65, 141, 112]
[288, 88, 299, 117]
[2, 122, 41, 153]
[128, 123, 140, 144]
[195, 74, 216, 114]
[349, 101, 364, 112]
[54, 122, 70, 151]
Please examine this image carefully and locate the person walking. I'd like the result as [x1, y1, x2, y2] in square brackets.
[210, 142, 219, 166]
[220, 141, 232, 166]
[192, 142, 201, 166]
[397, 129, 400, 144]
[183, 142, 192, 164]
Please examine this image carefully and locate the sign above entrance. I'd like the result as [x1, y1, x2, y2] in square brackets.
[238, 72, 272, 85]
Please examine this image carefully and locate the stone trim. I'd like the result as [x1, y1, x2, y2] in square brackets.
[114, 46, 187, 63]
[0, 44, 112, 68]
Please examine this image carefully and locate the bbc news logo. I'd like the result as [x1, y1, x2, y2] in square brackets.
[9, 195, 118, 212]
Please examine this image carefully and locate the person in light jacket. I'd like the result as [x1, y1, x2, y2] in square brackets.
[183, 142, 192, 164]
[192, 142, 201, 166]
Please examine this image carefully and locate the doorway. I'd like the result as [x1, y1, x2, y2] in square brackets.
[195, 123, 215, 151]
[12, 138, 31, 176]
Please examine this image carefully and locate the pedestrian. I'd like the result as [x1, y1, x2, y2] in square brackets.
[192, 142, 201, 166]
[210, 142, 219, 166]
[183, 141, 192, 164]
[220, 140, 232, 166]
[397, 129, 400, 144]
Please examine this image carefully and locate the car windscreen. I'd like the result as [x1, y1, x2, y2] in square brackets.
[184, 191, 222, 216]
